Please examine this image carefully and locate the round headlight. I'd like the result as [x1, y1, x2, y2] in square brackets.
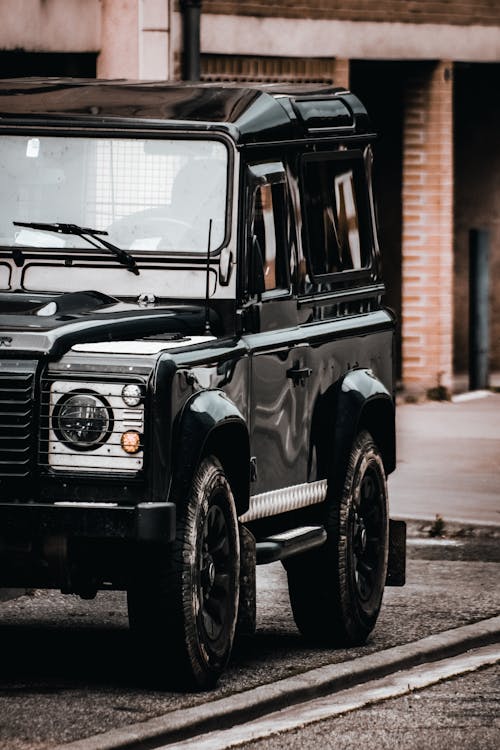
[122, 384, 142, 407]
[54, 392, 112, 451]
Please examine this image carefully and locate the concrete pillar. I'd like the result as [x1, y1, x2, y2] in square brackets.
[139, 0, 170, 80]
[98, 0, 140, 79]
[401, 61, 454, 396]
[98, 0, 170, 80]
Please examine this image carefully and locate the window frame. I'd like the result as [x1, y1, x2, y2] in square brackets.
[246, 161, 292, 301]
[0, 128, 234, 259]
[299, 149, 375, 286]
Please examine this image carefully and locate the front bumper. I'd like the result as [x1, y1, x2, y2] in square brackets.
[0, 501, 176, 543]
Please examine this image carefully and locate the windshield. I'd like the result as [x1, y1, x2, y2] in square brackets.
[0, 135, 228, 254]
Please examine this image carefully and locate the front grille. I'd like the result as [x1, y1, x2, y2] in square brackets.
[0, 361, 37, 478]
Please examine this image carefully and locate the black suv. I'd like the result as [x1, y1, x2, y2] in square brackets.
[0, 79, 405, 689]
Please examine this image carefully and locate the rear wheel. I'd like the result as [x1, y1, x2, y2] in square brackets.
[127, 456, 240, 689]
[286, 430, 388, 645]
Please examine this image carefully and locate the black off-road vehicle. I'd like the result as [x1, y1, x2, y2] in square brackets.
[0, 79, 405, 689]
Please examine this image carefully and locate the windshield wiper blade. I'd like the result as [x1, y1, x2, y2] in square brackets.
[13, 221, 140, 276]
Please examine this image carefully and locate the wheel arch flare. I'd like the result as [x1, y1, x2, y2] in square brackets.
[170, 389, 250, 517]
[333, 368, 396, 488]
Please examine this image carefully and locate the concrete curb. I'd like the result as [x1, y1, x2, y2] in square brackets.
[56, 614, 500, 750]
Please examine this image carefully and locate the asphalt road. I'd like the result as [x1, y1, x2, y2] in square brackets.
[0, 533, 498, 749]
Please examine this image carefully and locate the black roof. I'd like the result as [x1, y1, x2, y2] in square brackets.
[0, 79, 372, 145]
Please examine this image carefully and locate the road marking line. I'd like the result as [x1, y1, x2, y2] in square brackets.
[165, 644, 500, 750]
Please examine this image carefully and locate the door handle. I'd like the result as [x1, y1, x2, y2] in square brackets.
[286, 365, 312, 387]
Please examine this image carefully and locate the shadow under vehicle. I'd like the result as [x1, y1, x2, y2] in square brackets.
[0, 79, 405, 689]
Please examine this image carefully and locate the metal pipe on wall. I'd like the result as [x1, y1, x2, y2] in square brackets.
[180, 0, 202, 81]
[469, 228, 490, 391]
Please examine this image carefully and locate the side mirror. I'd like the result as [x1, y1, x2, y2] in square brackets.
[219, 247, 233, 286]
[249, 235, 265, 296]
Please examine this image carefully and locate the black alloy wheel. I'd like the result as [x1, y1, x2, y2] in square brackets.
[198, 499, 233, 649]
[127, 456, 240, 690]
[286, 430, 389, 645]
[351, 463, 386, 606]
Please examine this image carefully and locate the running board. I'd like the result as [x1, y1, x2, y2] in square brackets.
[256, 525, 327, 565]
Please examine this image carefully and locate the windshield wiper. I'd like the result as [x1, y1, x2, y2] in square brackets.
[13, 221, 140, 276]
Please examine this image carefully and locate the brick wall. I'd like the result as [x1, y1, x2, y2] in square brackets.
[200, 55, 349, 87]
[199, 1, 500, 26]
[401, 61, 454, 394]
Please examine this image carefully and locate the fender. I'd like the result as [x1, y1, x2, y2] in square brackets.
[332, 368, 396, 491]
[170, 389, 250, 516]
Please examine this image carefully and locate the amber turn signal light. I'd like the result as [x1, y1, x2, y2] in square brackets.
[120, 431, 141, 454]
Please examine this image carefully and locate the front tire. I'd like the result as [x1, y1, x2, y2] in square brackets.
[128, 456, 240, 689]
[286, 430, 389, 645]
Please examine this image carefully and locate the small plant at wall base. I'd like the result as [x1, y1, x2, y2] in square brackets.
[427, 371, 451, 401]
[429, 514, 446, 538]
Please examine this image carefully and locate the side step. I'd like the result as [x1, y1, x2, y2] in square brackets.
[256, 525, 327, 565]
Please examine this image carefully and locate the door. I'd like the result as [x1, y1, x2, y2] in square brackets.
[243, 161, 312, 497]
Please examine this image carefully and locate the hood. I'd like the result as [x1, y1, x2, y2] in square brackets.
[0, 289, 218, 357]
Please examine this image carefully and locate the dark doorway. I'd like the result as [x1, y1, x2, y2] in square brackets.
[350, 61, 405, 377]
[0, 51, 96, 78]
[454, 63, 500, 374]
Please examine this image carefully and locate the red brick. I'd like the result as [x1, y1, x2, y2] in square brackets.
[200, 1, 500, 26]
[402, 60, 454, 391]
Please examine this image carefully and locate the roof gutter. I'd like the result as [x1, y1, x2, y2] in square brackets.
[180, 0, 202, 81]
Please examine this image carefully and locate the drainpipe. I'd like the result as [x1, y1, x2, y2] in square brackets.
[469, 228, 490, 391]
[180, 0, 202, 81]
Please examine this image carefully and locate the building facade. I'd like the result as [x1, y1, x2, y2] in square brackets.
[1, 0, 499, 394]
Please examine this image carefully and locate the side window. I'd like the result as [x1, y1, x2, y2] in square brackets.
[302, 153, 371, 279]
[248, 163, 290, 295]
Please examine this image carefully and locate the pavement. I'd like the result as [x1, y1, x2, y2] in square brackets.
[237, 661, 500, 750]
[390, 390, 500, 528]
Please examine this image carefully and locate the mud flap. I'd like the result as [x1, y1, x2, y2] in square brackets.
[386, 518, 406, 586]
[236, 524, 256, 638]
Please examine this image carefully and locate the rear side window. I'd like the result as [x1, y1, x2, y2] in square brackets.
[247, 162, 290, 296]
[302, 152, 371, 280]
[252, 181, 288, 292]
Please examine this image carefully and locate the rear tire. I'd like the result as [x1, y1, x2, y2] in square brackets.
[286, 430, 388, 645]
[127, 456, 240, 689]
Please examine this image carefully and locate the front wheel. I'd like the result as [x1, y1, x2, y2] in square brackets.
[286, 430, 389, 645]
[127, 456, 240, 689]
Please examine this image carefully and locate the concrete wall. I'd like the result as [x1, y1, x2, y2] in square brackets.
[0, 0, 100, 52]
[0, 0, 171, 80]
[198, 14, 500, 62]
[98, 0, 171, 79]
